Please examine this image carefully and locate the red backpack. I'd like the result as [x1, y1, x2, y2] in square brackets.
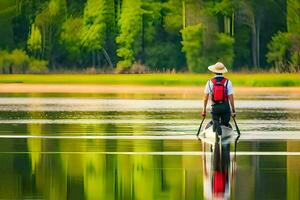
[211, 78, 228, 102]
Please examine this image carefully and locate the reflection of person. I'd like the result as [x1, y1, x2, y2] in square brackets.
[212, 143, 230, 199]
[201, 62, 236, 135]
[203, 142, 234, 200]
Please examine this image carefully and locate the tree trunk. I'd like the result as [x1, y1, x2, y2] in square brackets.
[224, 17, 227, 33]
[256, 19, 260, 68]
[141, 14, 145, 62]
[251, 25, 258, 67]
[97, 50, 101, 68]
[102, 48, 113, 68]
[182, 0, 186, 28]
[115, 0, 122, 22]
[298, 52, 300, 72]
[92, 51, 96, 67]
[51, 57, 55, 71]
[48, 22, 54, 70]
[224, 16, 231, 35]
[231, 12, 235, 36]
[42, 25, 46, 59]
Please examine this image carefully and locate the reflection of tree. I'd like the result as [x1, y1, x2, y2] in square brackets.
[287, 141, 300, 200]
[26, 101, 67, 199]
[116, 155, 132, 199]
[20, 107, 225, 198]
[83, 154, 107, 199]
[252, 141, 287, 199]
[22, 105, 201, 199]
[129, 110, 156, 199]
[0, 140, 19, 199]
[233, 141, 255, 199]
[26, 98, 44, 174]
[34, 155, 67, 200]
[182, 134, 203, 198]
[132, 155, 157, 200]
[27, 123, 42, 173]
[59, 115, 116, 199]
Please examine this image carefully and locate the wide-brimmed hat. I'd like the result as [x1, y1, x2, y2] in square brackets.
[208, 62, 228, 73]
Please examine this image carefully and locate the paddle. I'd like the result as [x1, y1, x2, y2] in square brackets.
[196, 116, 205, 137]
[232, 116, 241, 136]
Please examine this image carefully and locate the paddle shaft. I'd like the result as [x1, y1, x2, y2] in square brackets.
[232, 116, 241, 136]
[196, 117, 205, 137]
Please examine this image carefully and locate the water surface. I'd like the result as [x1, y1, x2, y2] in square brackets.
[0, 95, 299, 199]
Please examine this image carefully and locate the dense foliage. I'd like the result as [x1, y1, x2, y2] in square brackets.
[0, 0, 298, 73]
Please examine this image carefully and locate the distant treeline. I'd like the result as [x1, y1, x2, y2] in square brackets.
[0, 0, 299, 73]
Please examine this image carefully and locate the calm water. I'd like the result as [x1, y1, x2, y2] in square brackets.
[0, 95, 299, 199]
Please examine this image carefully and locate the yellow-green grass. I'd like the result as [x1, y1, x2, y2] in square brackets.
[0, 73, 299, 87]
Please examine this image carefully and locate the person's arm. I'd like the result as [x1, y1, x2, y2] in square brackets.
[202, 80, 210, 117]
[228, 94, 236, 117]
[202, 94, 209, 117]
[227, 80, 236, 117]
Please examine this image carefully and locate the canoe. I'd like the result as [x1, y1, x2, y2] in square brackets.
[198, 120, 239, 144]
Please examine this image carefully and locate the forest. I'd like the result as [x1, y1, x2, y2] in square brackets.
[0, 0, 299, 73]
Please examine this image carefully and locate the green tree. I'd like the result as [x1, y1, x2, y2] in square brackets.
[0, 0, 294, 72]
[34, 0, 67, 67]
[141, 0, 185, 71]
[181, 24, 204, 72]
[0, 50, 10, 73]
[267, 32, 300, 72]
[266, 0, 299, 72]
[27, 23, 42, 58]
[104, 0, 117, 66]
[290, 34, 300, 72]
[164, 0, 183, 33]
[287, 0, 300, 34]
[235, 0, 286, 68]
[81, 0, 113, 69]
[213, 33, 235, 68]
[181, 25, 234, 72]
[60, 17, 84, 65]
[0, 0, 18, 48]
[116, 0, 142, 73]
[28, 58, 48, 73]
[9, 49, 30, 73]
[207, 0, 236, 36]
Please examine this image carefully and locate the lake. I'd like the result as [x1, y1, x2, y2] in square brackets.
[0, 93, 299, 199]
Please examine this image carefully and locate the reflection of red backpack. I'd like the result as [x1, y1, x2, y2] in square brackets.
[213, 171, 225, 194]
[211, 78, 228, 102]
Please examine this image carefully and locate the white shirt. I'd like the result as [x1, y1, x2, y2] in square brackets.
[204, 75, 234, 95]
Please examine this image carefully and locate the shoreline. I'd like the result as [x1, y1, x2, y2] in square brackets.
[0, 74, 299, 87]
[1, 84, 300, 95]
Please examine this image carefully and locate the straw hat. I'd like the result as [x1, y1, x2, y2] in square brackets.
[208, 62, 228, 73]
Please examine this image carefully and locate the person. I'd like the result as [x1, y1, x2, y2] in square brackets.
[202, 62, 236, 135]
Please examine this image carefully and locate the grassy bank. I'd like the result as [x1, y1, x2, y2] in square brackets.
[0, 73, 299, 87]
